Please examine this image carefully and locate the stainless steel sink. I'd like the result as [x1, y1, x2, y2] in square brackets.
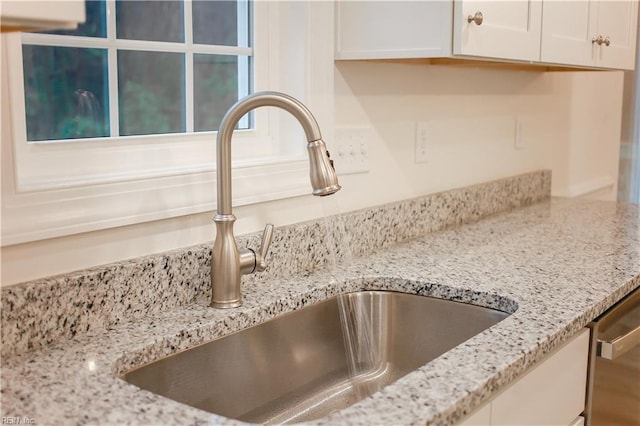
[122, 291, 510, 424]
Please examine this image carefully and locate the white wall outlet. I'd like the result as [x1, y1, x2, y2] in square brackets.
[514, 118, 526, 150]
[334, 127, 370, 174]
[415, 121, 429, 163]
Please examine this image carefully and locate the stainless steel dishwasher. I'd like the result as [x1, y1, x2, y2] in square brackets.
[585, 287, 640, 426]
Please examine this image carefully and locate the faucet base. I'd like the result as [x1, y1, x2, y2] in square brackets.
[211, 299, 242, 309]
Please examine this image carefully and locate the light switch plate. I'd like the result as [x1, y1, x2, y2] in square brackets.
[334, 127, 370, 174]
[514, 118, 526, 150]
[415, 121, 429, 163]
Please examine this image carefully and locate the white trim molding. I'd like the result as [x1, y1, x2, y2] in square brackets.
[562, 175, 616, 198]
[1, 157, 311, 245]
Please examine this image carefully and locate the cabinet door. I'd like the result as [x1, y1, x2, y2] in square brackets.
[594, 0, 638, 70]
[458, 402, 491, 425]
[335, 1, 453, 60]
[540, 1, 595, 67]
[491, 329, 590, 426]
[453, 0, 543, 62]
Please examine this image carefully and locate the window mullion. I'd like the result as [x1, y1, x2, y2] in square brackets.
[185, 0, 194, 133]
[21, 33, 109, 48]
[238, 0, 251, 129]
[238, 0, 250, 48]
[106, 0, 119, 137]
[21, 32, 252, 56]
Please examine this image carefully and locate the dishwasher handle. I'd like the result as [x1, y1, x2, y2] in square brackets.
[597, 324, 640, 360]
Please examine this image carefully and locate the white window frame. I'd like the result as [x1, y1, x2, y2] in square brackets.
[19, 1, 253, 137]
[14, 0, 262, 189]
[1, 1, 330, 246]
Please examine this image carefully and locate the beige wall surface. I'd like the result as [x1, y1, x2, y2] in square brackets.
[334, 62, 623, 205]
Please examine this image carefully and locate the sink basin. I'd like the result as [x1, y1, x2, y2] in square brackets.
[122, 290, 510, 423]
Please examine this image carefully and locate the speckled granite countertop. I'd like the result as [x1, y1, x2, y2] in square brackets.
[2, 171, 639, 425]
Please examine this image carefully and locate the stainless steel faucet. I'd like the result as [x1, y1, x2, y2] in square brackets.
[211, 91, 341, 308]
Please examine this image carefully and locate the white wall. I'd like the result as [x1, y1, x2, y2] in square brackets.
[335, 62, 624, 203]
[0, 6, 626, 286]
[335, 61, 562, 204]
[561, 72, 624, 200]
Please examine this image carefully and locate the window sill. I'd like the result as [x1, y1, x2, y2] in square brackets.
[1, 156, 311, 246]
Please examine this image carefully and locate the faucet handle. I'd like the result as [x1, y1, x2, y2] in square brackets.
[255, 223, 274, 272]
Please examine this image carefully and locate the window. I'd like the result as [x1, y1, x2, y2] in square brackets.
[22, 0, 252, 141]
[1, 1, 332, 246]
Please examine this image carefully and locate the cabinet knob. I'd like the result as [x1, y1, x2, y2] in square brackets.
[467, 11, 483, 26]
[603, 36, 611, 47]
[592, 35, 604, 45]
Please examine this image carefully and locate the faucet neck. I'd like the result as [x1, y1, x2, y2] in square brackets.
[216, 92, 322, 215]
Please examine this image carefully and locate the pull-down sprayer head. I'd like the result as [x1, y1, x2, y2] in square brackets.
[215, 91, 340, 215]
[307, 139, 341, 196]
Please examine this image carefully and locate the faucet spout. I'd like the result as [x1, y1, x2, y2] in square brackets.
[211, 91, 341, 308]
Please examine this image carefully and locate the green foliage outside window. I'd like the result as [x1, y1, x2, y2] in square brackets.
[22, 0, 250, 142]
[23, 45, 109, 141]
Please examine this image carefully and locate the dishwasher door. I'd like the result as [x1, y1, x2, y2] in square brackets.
[585, 287, 640, 426]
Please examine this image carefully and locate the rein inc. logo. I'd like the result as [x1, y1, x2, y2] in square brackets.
[1, 418, 35, 425]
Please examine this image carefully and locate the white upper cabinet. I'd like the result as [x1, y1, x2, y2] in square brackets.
[335, 0, 638, 70]
[540, 1, 594, 67]
[453, 0, 543, 62]
[541, 1, 638, 70]
[593, 0, 638, 69]
[1, 0, 85, 33]
[335, 1, 452, 60]
[458, 329, 590, 426]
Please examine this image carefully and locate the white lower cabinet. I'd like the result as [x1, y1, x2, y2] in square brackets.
[570, 416, 586, 426]
[459, 328, 590, 426]
[461, 402, 491, 425]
